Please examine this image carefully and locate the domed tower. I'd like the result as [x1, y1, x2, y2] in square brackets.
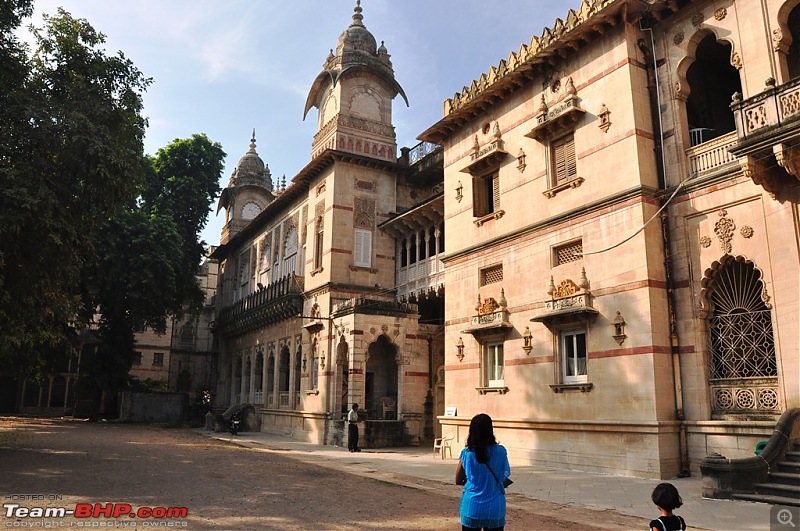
[217, 130, 274, 244]
[303, 0, 408, 161]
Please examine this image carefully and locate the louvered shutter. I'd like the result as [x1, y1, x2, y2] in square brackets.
[554, 135, 577, 184]
[472, 175, 488, 217]
[492, 173, 500, 211]
[354, 229, 372, 267]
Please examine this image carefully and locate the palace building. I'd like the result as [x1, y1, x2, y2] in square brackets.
[211, 0, 799, 483]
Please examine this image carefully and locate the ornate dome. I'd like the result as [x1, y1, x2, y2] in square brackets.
[228, 130, 272, 191]
[335, 1, 377, 57]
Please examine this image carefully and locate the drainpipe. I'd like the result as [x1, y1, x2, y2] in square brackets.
[640, 18, 691, 477]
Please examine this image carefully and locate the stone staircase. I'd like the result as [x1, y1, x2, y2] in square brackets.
[733, 440, 800, 507]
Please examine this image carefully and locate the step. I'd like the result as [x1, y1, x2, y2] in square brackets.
[785, 451, 800, 463]
[732, 492, 800, 507]
[778, 461, 800, 473]
[770, 472, 800, 486]
[754, 482, 800, 498]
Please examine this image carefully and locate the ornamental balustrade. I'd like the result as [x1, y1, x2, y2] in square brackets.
[732, 77, 800, 140]
[217, 274, 304, 338]
[407, 141, 442, 166]
[685, 131, 738, 176]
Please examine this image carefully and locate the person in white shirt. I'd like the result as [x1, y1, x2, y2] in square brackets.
[347, 403, 361, 452]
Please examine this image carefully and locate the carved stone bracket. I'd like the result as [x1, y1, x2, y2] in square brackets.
[740, 154, 785, 196]
[473, 210, 506, 226]
[773, 143, 800, 180]
[543, 177, 585, 198]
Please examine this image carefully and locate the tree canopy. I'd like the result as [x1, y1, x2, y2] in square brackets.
[0, 2, 150, 376]
[0, 3, 226, 388]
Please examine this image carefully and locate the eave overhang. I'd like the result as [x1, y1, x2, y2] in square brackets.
[418, 0, 674, 145]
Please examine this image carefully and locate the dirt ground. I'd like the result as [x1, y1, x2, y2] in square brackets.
[0, 417, 649, 530]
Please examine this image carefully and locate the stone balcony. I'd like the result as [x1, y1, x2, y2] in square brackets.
[216, 274, 304, 338]
[729, 77, 800, 195]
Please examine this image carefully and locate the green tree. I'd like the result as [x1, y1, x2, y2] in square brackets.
[79, 136, 225, 395]
[147, 134, 226, 314]
[0, 5, 150, 376]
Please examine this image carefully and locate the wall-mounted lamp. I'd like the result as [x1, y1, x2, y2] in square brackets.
[257, 282, 265, 290]
[302, 355, 307, 372]
[455, 181, 463, 203]
[522, 326, 532, 355]
[612, 311, 627, 345]
[456, 336, 465, 362]
[517, 148, 527, 173]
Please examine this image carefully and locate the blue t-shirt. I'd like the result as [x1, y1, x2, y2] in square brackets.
[459, 444, 510, 529]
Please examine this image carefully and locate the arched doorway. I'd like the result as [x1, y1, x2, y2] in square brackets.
[337, 336, 349, 415]
[434, 365, 445, 438]
[365, 334, 398, 419]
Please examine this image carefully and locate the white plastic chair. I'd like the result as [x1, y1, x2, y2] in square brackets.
[433, 434, 454, 459]
[381, 396, 396, 419]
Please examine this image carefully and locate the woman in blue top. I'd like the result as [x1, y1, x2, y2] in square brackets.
[454, 414, 511, 531]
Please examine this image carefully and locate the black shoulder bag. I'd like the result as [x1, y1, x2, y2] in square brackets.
[484, 462, 513, 491]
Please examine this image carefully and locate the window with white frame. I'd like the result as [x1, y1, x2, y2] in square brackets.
[561, 329, 587, 383]
[354, 229, 372, 268]
[484, 342, 504, 387]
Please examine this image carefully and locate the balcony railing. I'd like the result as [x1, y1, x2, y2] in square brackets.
[396, 256, 444, 301]
[732, 77, 800, 141]
[408, 141, 441, 165]
[217, 273, 304, 338]
[685, 131, 738, 176]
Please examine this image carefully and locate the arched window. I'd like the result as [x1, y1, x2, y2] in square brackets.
[706, 258, 779, 416]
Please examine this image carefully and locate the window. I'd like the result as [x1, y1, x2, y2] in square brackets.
[708, 259, 776, 380]
[132, 352, 142, 366]
[354, 229, 372, 268]
[561, 330, 587, 383]
[485, 343, 504, 387]
[553, 240, 583, 266]
[282, 227, 298, 276]
[552, 134, 577, 186]
[311, 340, 319, 390]
[152, 352, 164, 367]
[480, 264, 503, 286]
[314, 221, 324, 270]
[472, 172, 500, 218]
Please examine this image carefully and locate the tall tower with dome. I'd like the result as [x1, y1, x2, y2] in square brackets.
[216, 131, 274, 245]
[303, 0, 408, 161]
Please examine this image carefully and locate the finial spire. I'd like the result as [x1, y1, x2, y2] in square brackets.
[248, 129, 257, 152]
[352, 0, 363, 26]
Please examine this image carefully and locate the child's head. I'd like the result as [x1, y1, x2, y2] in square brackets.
[651, 483, 683, 511]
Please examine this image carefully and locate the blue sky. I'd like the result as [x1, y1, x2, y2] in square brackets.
[22, 1, 578, 247]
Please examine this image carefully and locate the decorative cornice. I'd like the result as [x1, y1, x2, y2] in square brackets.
[419, 0, 671, 144]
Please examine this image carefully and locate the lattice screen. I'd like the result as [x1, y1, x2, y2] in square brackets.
[481, 264, 503, 286]
[554, 241, 583, 265]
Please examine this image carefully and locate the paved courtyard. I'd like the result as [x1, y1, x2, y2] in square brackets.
[0, 417, 651, 530]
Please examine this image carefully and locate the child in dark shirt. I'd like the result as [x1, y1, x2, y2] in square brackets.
[649, 483, 687, 531]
